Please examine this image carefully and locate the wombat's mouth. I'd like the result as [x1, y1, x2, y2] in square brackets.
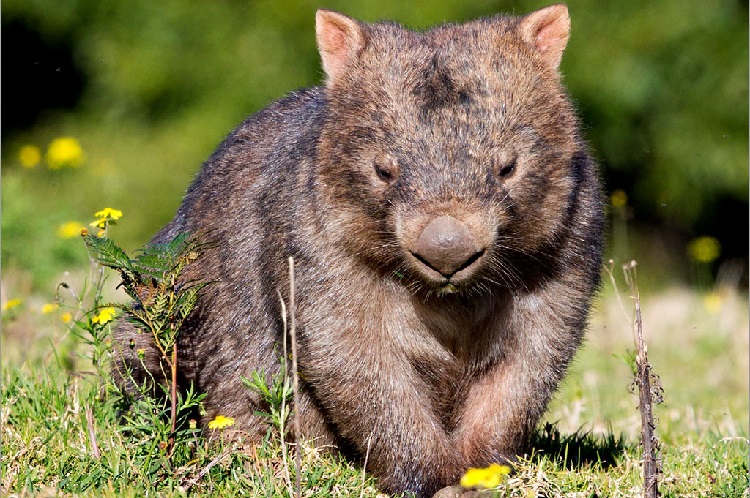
[408, 248, 486, 290]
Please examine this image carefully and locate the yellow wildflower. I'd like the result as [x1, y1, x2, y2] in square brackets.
[2, 298, 23, 312]
[46, 137, 84, 169]
[92, 307, 117, 325]
[610, 189, 628, 209]
[208, 415, 235, 430]
[94, 208, 123, 220]
[90, 208, 123, 229]
[58, 221, 84, 239]
[704, 291, 723, 314]
[61, 312, 73, 324]
[19, 145, 42, 168]
[687, 236, 721, 264]
[41, 303, 59, 314]
[460, 463, 511, 489]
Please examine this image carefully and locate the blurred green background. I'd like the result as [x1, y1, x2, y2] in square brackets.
[2, 0, 748, 294]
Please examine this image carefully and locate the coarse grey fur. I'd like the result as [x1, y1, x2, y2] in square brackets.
[114, 5, 605, 497]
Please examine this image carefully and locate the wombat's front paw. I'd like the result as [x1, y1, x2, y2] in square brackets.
[432, 485, 480, 498]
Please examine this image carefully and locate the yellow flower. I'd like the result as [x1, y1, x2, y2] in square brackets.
[46, 137, 84, 169]
[19, 145, 42, 168]
[90, 208, 123, 229]
[61, 312, 73, 324]
[94, 208, 123, 220]
[610, 189, 628, 209]
[208, 415, 235, 430]
[687, 236, 721, 264]
[460, 463, 511, 489]
[92, 307, 117, 325]
[57, 221, 84, 239]
[41, 303, 59, 314]
[2, 298, 23, 312]
[704, 291, 723, 314]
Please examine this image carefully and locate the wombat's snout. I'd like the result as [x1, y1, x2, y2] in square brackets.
[411, 215, 485, 279]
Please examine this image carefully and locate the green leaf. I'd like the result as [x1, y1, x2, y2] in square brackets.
[83, 235, 134, 273]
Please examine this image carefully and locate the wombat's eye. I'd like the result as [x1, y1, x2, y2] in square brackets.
[498, 159, 517, 178]
[374, 157, 399, 184]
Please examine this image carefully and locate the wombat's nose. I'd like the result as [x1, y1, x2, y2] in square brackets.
[413, 215, 483, 277]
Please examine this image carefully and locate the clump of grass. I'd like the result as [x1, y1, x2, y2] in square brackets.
[1, 360, 381, 496]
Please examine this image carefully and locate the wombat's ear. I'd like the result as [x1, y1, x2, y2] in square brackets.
[316, 10, 367, 85]
[518, 4, 570, 70]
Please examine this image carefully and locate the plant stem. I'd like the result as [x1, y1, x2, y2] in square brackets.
[277, 288, 293, 493]
[169, 340, 178, 455]
[623, 261, 660, 498]
[289, 256, 301, 498]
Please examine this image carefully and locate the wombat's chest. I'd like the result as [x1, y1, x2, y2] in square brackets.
[295, 259, 506, 361]
[412, 295, 505, 352]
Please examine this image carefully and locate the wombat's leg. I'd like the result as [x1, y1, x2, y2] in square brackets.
[198, 374, 339, 448]
[112, 320, 169, 400]
[452, 287, 583, 463]
[304, 347, 465, 497]
[452, 361, 544, 463]
[294, 386, 339, 448]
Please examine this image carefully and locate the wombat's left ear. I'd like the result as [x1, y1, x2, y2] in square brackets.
[519, 4, 570, 70]
[316, 10, 367, 86]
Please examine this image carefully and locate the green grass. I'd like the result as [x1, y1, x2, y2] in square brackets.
[2, 273, 748, 496]
[1, 364, 378, 497]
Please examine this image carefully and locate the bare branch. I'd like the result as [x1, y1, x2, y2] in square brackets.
[85, 406, 100, 459]
[289, 256, 302, 498]
[622, 260, 661, 498]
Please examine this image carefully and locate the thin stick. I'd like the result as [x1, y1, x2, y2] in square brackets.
[277, 289, 293, 493]
[169, 340, 178, 456]
[623, 261, 660, 498]
[359, 433, 374, 498]
[182, 446, 233, 491]
[85, 406, 100, 459]
[288, 256, 302, 498]
[168, 274, 179, 457]
[603, 259, 633, 324]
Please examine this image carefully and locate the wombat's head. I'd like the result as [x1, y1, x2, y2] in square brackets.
[315, 5, 591, 296]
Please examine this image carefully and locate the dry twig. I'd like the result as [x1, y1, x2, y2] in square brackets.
[359, 432, 374, 498]
[85, 406, 100, 459]
[182, 446, 233, 491]
[623, 261, 662, 498]
[289, 256, 302, 498]
[277, 288, 293, 494]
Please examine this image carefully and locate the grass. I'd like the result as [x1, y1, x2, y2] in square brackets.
[2, 262, 748, 496]
[1, 364, 379, 497]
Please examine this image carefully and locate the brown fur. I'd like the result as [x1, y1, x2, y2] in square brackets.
[114, 5, 605, 496]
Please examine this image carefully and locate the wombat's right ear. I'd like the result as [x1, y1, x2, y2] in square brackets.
[316, 10, 367, 86]
[518, 4, 570, 70]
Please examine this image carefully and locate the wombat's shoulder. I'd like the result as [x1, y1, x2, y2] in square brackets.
[167, 87, 327, 230]
[203, 86, 327, 171]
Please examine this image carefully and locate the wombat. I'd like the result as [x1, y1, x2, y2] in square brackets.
[115, 4, 604, 497]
